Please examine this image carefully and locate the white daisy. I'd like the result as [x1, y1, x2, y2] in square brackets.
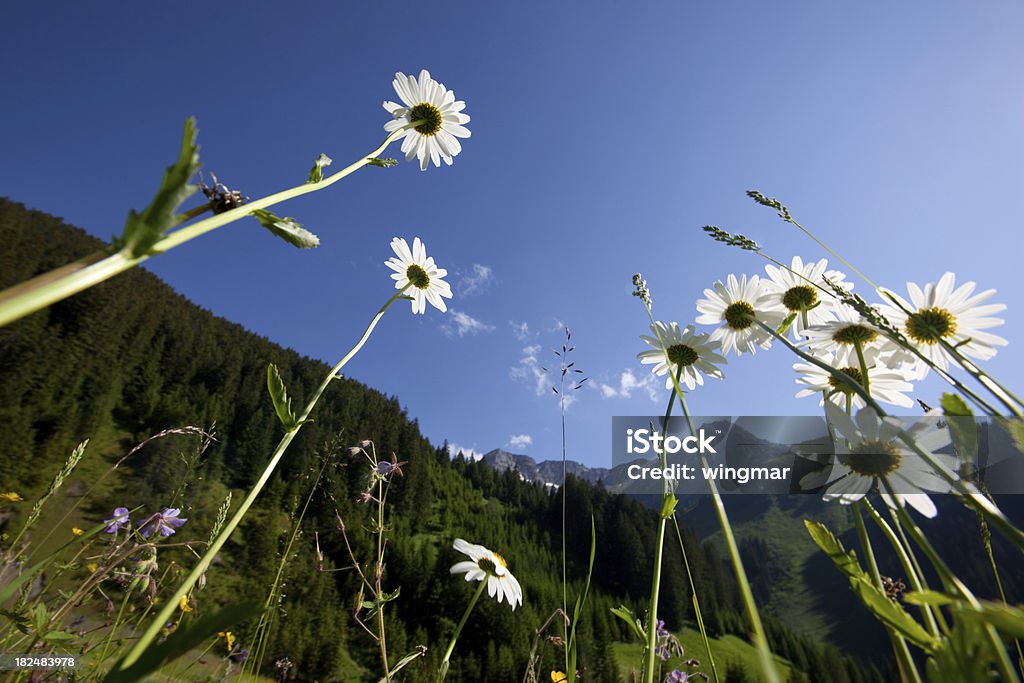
[877, 272, 1007, 377]
[449, 538, 523, 610]
[385, 237, 452, 314]
[793, 347, 914, 410]
[695, 274, 785, 355]
[801, 303, 912, 369]
[637, 321, 726, 391]
[383, 70, 471, 171]
[763, 256, 848, 338]
[799, 403, 957, 518]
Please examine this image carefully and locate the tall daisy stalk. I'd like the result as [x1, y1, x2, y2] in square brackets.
[631, 274, 774, 683]
[0, 69, 470, 329]
[114, 236, 452, 672]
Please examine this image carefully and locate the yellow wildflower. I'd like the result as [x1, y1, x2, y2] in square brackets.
[86, 562, 98, 573]
[0, 492, 24, 502]
[217, 631, 236, 651]
[179, 595, 193, 613]
[551, 672, 568, 683]
[71, 527, 85, 536]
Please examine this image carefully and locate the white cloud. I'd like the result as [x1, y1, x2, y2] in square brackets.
[509, 344, 548, 396]
[507, 434, 533, 450]
[457, 264, 493, 297]
[442, 309, 496, 338]
[594, 368, 660, 402]
[509, 321, 532, 341]
[547, 318, 568, 333]
[446, 442, 485, 461]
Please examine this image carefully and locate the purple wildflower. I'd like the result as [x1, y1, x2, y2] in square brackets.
[140, 508, 188, 538]
[104, 507, 131, 533]
[665, 671, 689, 683]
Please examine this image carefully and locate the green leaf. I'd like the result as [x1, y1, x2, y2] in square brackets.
[380, 647, 427, 682]
[32, 604, 48, 634]
[776, 312, 797, 336]
[849, 577, 938, 651]
[902, 590, 956, 607]
[805, 521, 938, 651]
[958, 602, 1024, 638]
[659, 493, 678, 520]
[117, 118, 200, 258]
[567, 516, 597, 677]
[940, 393, 972, 416]
[267, 364, 297, 429]
[307, 153, 333, 183]
[43, 630, 75, 642]
[251, 209, 320, 249]
[366, 157, 398, 168]
[104, 601, 262, 683]
[610, 605, 646, 643]
[940, 393, 978, 459]
[804, 520, 862, 579]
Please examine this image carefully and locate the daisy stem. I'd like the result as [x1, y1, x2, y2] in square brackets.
[853, 340, 871, 397]
[0, 124, 415, 329]
[860, 499, 946, 637]
[642, 368, 681, 683]
[117, 285, 409, 671]
[437, 580, 486, 682]
[669, 515, 721, 683]
[640, 300, 779, 683]
[852, 503, 923, 683]
[636, 292, 721, 683]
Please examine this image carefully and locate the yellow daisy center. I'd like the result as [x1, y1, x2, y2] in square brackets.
[839, 441, 901, 477]
[724, 301, 756, 330]
[783, 285, 818, 312]
[406, 264, 430, 289]
[409, 102, 443, 136]
[832, 324, 879, 346]
[905, 307, 957, 345]
[666, 343, 699, 368]
[827, 367, 864, 394]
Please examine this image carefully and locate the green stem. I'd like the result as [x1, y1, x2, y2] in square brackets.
[783, 215, 881, 291]
[861, 499, 945, 636]
[853, 504, 922, 683]
[640, 302, 778, 683]
[938, 344, 1023, 417]
[854, 339, 871, 397]
[117, 286, 408, 670]
[0, 125, 412, 328]
[669, 516, 720, 683]
[438, 580, 486, 682]
[679, 399, 782, 683]
[643, 368, 681, 683]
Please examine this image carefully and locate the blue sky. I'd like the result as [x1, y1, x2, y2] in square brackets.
[3, 2, 1023, 468]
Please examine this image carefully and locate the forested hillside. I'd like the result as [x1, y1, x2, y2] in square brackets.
[0, 199, 886, 681]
